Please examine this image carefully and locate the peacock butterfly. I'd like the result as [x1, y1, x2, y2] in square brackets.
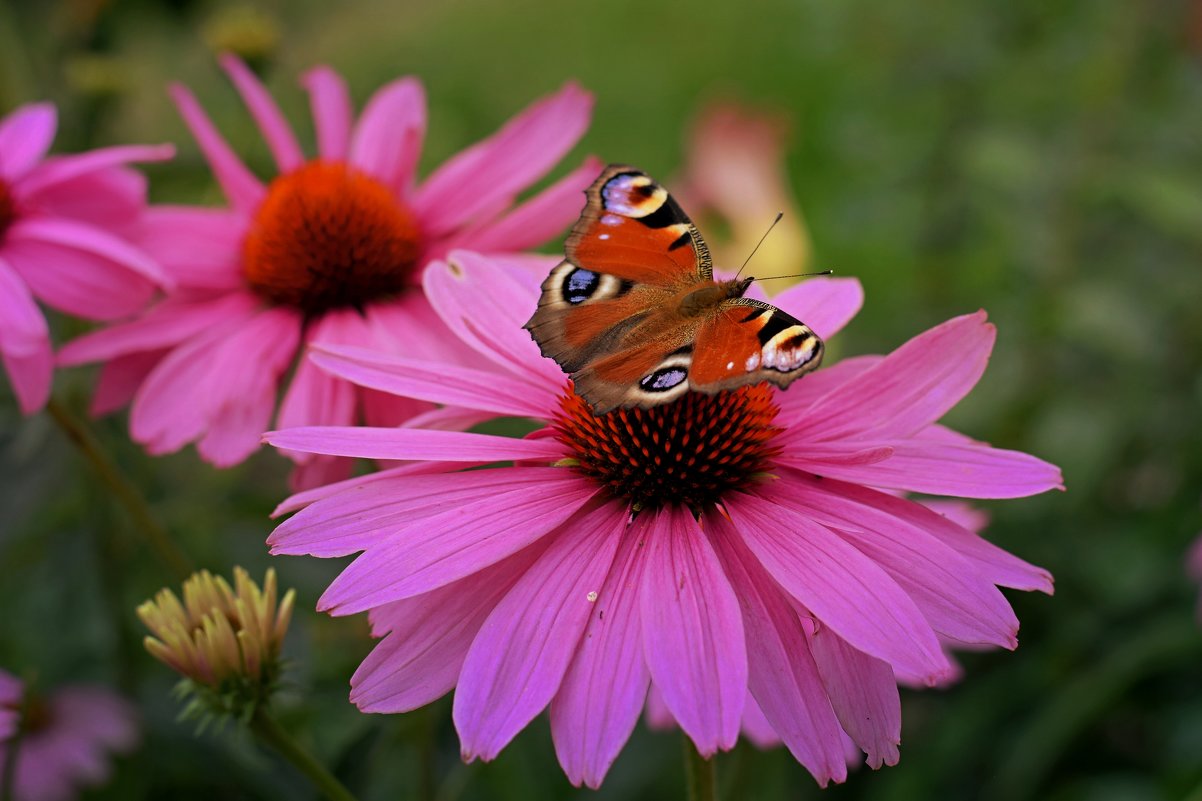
[524, 164, 824, 413]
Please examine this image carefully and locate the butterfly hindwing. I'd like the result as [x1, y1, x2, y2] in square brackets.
[690, 299, 824, 391]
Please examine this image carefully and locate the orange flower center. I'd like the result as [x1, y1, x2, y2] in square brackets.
[242, 161, 421, 314]
[0, 178, 15, 239]
[553, 383, 782, 511]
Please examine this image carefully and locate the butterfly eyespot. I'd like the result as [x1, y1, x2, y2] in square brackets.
[602, 173, 668, 218]
[760, 327, 820, 372]
[639, 366, 688, 392]
[563, 268, 600, 304]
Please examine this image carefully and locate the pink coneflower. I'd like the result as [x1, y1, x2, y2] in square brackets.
[0, 671, 138, 801]
[0, 103, 171, 414]
[264, 254, 1062, 787]
[59, 56, 595, 484]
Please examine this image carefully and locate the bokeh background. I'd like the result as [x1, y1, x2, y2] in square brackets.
[3, 0, 1202, 798]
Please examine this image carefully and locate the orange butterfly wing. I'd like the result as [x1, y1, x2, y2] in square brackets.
[565, 165, 712, 286]
[689, 299, 824, 392]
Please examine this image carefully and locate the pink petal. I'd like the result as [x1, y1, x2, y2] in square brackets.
[20, 166, 146, 234]
[194, 309, 301, 466]
[3, 223, 162, 320]
[90, 350, 165, 416]
[137, 206, 245, 290]
[710, 513, 848, 785]
[362, 293, 490, 366]
[317, 472, 600, 613]
[169, 83, 266, 213]
[643, 683, 675, 731]
[811, 478, 1054, 593]
[302, 66, 353, 161]
[551, 525, 652, 789]
[0, 255, 48, 356]
[352, 546, 543, 713]
[423, 251, 565, 388]
[775, 355, 883, 424]
[450, 156, 603, 254]
[16, 144, 174, 198]
[270, 466, 566, 557]
[131, 308, 300, 465]
[414, 83, 593, 238]
[358, 386, 433, 429]
[277, 311, 368, 437]
[399, 404, 495, 432]
[921, 500, 990, 534]
[771, 277, 864, 340]
[728, 491, 951, 682]
[263, 426, 565, 463]
[272, 460, 456, 517]
[640, 507, 747, 757]
[11, 216, 166, 285]
[310, 343, 547, 420]
[805, 622, 901, 769]
[455, 498, 627, 761]
[790, 311, 995, 442]
[288, 455, 353, 493]
[2, 335, 52, 414]
[797, 439, 1065, 499]
[58, 293, 259, 365]
[740, 694, 783, 749]
[349, 76, 426, 194]
[777, 471, 1019, 648]
[0, 102, 56, 180]
[218, 53, 304, 172]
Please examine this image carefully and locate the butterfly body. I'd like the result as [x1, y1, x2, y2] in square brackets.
[525, 165, 823, 413]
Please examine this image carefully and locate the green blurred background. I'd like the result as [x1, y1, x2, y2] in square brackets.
[3, 0, 1202, 798]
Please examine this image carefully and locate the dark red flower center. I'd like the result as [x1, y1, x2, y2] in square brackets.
[242, 161, 421, 314]
[553, 383, 782, 511]
[0, 178, 16, 240]
[9, 694, 52, 735]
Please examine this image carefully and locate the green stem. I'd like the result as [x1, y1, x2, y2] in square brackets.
[683, 736, 718, 801]
[249, 707, 358, 801]
[45, 397, 191, 580]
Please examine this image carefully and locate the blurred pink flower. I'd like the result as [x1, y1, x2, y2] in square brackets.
[0, 103, 171, 413]
[1187, 534, 1202, 619]
[672, 100, 813, 290]
[264, 254, 1061, 788]
[59, 56, 596, 484]
[0, 671, 138, 801]
[0, 671, 20, 741]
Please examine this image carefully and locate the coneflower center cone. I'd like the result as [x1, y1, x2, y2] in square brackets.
[242, 161, 421, 314]
[553, 383, 782, 511]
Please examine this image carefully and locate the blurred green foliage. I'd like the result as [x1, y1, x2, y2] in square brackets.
[2, 0, 1202, 799]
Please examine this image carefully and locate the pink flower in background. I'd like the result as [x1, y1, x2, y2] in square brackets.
[0, 671, 20, 741]
[0, 104, 171, 413]
[672, 100, 813, 291]
[1187, 534, 1202, 620]
[0, 671, 138, 801]
[264, 254, 1062, 788]
[59, 55, 596, 485]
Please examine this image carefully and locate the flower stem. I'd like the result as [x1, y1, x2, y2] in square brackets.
[45, 397, 191, 580]
[683, 736, 718, 801]
[249, 706, 358, 801]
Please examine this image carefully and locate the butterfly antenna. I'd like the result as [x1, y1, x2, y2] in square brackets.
[755, 269, 834, 281]
[733, 212, 784, 281]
